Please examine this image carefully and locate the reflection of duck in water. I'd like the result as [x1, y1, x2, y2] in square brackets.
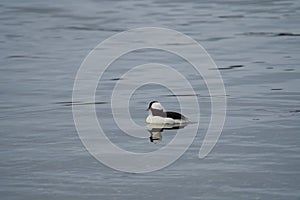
[147, 123, 188, 143]
[149, 128, 162, 143]
[146, 101, 190, 124]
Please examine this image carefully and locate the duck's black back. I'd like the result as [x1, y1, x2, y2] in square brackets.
[166, 111, 187, 120]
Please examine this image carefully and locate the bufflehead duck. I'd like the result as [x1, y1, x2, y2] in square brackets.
[146, 101, 189, 124]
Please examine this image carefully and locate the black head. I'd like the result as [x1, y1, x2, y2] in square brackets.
[147, 101, 158, 111]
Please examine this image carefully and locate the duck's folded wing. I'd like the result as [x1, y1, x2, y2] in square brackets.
[166, 111, 187, 120]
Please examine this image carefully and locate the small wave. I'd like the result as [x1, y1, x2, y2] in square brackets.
[109, 78, 123, 81]
[239, 32, 300, 37]
[218, 15, 244, 19]
[5, 55, 52, 60]
[65, 26, 123, 32]
[7, 6, 65, 14]
[163, 94, 229, 97]
[290, 110, 300, 113]
[55, 101, 108, 106]
[210, 65, 244, 70]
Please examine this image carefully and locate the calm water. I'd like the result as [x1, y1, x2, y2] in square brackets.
[1, 0, 300, 199]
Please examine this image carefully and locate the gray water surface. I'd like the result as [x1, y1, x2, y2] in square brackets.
[1, 0, 300, 199]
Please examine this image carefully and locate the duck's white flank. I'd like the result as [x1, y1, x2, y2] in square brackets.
[146, 101, 189, 125]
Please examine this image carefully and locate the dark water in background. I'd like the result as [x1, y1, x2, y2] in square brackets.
[1, 0, 300, 199]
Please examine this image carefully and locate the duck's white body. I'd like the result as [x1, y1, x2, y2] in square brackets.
[146, 101, 189, 125]
[146, 115, 183, 124]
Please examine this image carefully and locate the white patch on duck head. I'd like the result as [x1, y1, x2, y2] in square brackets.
[151, 102, 164, 111]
